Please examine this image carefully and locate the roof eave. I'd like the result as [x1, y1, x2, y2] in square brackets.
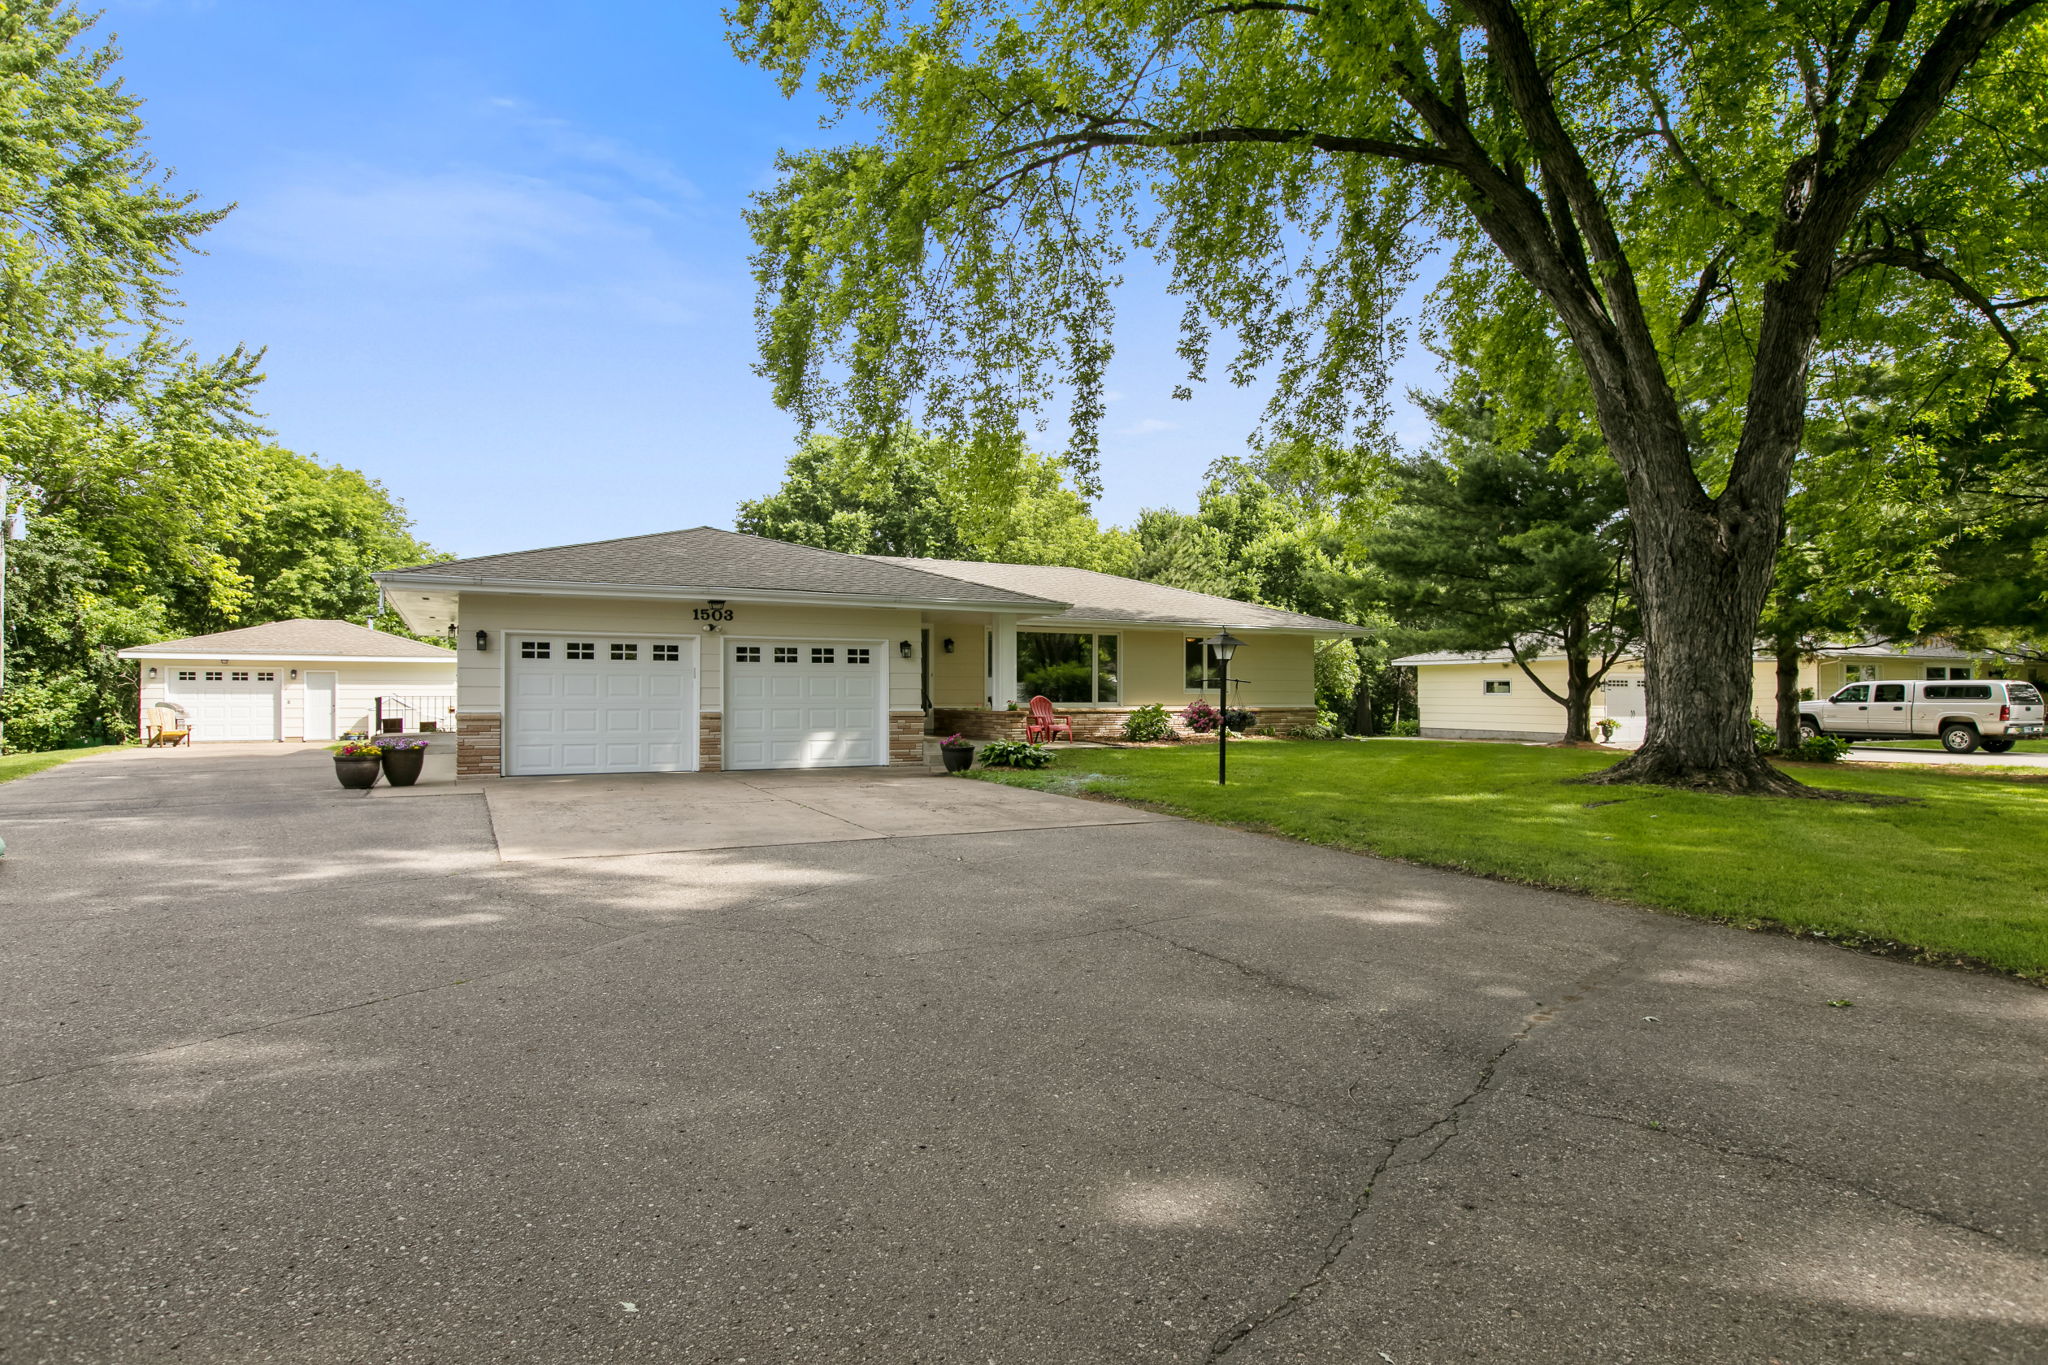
[372, 571, 1066, 614]
[118, 650, 455, 663]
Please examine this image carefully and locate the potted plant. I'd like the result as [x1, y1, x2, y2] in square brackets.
[330, 740, 383, 789]
[380, 735, 430, 787]
[938, 733, 975, 773]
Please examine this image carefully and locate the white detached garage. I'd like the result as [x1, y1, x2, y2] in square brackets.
[120, 620, 458, 743]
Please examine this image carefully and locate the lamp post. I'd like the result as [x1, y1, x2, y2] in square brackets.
[1204, 630, 1244, 785]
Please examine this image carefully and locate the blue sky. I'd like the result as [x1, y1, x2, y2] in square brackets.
[106, 1, 1441, 558]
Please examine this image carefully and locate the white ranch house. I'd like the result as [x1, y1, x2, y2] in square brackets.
[371, 527, 1365, 779]
[1394, 641, 2004, 743]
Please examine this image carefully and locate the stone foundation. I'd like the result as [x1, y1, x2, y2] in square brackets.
[455, 712, 503, 778]
[931, 705, 1322, 742]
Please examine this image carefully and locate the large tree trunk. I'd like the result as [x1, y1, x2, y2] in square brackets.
[1559, 608, 1594, 744]
[1348, 638, 1374, 736]
[1581, 457, 1803, 794]
[1774, 638, 1803, 751]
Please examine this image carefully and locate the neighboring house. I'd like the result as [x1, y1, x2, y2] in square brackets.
[118, 620, 458, 743]
[371, 527, 1363, 779]
[1395, 641, 2001, 743]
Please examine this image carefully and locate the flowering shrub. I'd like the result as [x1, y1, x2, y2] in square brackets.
[1179, 699, 1222, 733]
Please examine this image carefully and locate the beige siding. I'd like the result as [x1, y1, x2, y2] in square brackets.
[1110, 628, 1316, 709]
[138, 659, 455, 740]
[1416, 660, 1573, 739]
[928, 620, 989, 708]
[455, 594, 926, 715]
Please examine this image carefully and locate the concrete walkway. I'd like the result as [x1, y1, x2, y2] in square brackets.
[2, 745, 2044, 1363]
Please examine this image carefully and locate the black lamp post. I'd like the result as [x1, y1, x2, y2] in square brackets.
[1205, 630, 1244, 784]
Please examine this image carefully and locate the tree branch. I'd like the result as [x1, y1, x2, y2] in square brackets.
[1834, 243, 2032, 352]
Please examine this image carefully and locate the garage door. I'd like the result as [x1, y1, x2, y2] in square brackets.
[724, 640, 884, 769]
[505, 636, 696, 776]
[166, 667, 281, 742]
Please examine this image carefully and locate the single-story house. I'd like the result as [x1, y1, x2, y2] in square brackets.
[118, 620, 459, 742]
[370, 527, 1364, 779]
[1394, 641, 2004, 743]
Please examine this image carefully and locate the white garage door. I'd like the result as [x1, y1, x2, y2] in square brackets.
[166, 667, 281, 742]
[724, 640, 885, 769]
[505, 635, 697, 776]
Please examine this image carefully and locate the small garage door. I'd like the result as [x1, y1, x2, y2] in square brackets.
[166, 667, 281, 742]
[724, 640, 884, 769]
[506, 635, 696, 776]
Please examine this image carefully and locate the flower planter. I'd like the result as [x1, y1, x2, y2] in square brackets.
[940, 744, 975, 773]
[333, 755, 382, 790]
[381, 746, 427, 787]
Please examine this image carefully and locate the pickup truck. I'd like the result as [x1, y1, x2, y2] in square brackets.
[1799, 678, 2046, 753]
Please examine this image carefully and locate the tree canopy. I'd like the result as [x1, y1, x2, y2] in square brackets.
[733, 0, 2047, 791]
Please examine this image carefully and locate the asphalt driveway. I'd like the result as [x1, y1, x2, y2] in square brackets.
[2, 746, 2044, 1363]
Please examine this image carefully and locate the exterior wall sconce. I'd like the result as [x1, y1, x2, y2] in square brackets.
[475, 629, 489, 652]
[147, 666, 157, 681]
[899, 640, 914, 659]
[943, 638, 955, 653]
[290, 669, 299, 681]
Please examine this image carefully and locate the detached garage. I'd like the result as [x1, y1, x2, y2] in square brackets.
[120, 620, 458, 743]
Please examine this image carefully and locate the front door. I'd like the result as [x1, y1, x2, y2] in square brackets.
[304, 671, 338, 741]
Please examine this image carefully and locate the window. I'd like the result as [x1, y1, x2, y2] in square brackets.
[1845, 663, 1880, 682]
[1874, 683, 1906, 702]
[1020, 632, 1119, 704]
[1925, 667, 1946, 680]
[1483, 679, 1513, 695]
[176, 670, 197, 682]
[1950, 666, 1973, 680]
[734, 645, 762, 663]
[204, 671, 224, 682]
[811, 647, 835, 664]
[610, 642, 638, 661]
[520, 640, 551, 659]
[230, 671, 250, 682]
[1833, 684, 1870, 703]
[255, 672, 275, 682]
[1184, 638, 1222, 691]
[566, 641, 595, 660]
[2009, 683, 2043, 706]
[773, 646, 798, 664]
[846, 647, 871, 664]
[653, 644, 680, 662]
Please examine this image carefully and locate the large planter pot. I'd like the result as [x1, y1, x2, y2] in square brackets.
[381, 747, 426, 788]
[940, 744, 975, 773]
[333, 755, 382, 790]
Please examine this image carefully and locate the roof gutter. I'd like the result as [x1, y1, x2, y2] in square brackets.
[372, 572, 1066, 614]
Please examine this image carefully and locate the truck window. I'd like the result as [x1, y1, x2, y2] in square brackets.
[1832, 684, 1870, 703]
[1955, 685, 1993, 700]
[1874, 684, 1906, 702]
[2007, 683, 2042, 706]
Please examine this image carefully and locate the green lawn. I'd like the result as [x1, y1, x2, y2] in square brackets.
[0, 745, 128, 784]
[970, 740, 2048, 981]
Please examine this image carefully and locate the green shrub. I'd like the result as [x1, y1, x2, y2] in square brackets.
[1289, 708, 1346, 740]
[0, 670, 100, 753]
[978, 739, 1053, 769]
[1389, 717, 1420, 737]
[1121, 703, 1175, 742]
[1750, 717, 1779, 754]
[1787, 734, 1851, 763]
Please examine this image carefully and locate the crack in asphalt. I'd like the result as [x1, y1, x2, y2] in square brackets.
[1203, 930, 1662, 1360]
[1512, 1089, 2037, 1252]
[1126, 927, 1337, 1002]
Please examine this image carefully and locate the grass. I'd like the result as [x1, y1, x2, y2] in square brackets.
[0, 745, 128, 784]
[969, 739, 2048, 982]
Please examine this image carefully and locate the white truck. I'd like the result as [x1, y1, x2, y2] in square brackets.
[1798, 678, 2045, 753]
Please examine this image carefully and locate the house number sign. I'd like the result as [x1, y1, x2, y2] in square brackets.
[692, 607, 735, 622]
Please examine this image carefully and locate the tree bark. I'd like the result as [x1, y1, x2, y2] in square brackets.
[1348, 637, 1375, 736]
[1775, 637, 1804, 751]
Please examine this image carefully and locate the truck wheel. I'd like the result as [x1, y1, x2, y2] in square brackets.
[1798, 720, 1822, 743]
[1940, 723, 1980, 754]
[1981, 737, 2016, 754]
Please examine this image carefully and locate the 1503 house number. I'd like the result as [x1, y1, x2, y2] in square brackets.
[692, 607, 735, 622]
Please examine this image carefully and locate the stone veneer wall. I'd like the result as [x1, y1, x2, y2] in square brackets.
[888, 711, 926, 765]
[455, 712, 503, 777]
[698, 713, 722, 770]
[931, 705, 1321, 742]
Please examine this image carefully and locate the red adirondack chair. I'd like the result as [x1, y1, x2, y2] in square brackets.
[1025, 695, 1075, 743]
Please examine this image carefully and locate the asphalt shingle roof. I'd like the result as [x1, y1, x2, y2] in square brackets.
[383, 527, 1058, 608]
[874, 558, 1366, 633]
[119, 620, 456, 660]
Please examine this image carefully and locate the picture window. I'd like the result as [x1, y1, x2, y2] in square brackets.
[521, 640, 551, 659]
[1019, 632, 1119, 703]
[566, 642, 595, 660]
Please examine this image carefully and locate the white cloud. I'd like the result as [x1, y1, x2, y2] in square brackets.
[1119, 416, 1180, 436]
